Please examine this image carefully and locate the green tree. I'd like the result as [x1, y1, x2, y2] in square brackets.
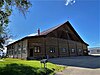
[0, 0, 31, 49]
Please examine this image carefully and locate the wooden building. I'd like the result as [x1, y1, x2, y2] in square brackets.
[7, 21, 89, 59]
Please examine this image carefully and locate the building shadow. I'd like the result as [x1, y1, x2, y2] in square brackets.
[48, 56, 100, 69]
[0, 63, 53, 75]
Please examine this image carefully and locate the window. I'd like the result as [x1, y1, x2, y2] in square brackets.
[97, 50, 100, 52]
[18, 49, 21, 54]
[61, 48, 66, 52]
[34, 46, 40, 53]
[49, 48, 55, 53]
[14, 50, 17, 55]
[18, 44, 21, 48]
[22, 48, 26, 54]
[78, 49, 82, 52]
[22, 50, 26, 54]
[12, 46, 14, 49]
[9, 46, 11, 49]
[71, 49, 75, 53]
[84, 50, 87, 53]
[9, 50, 13, 55]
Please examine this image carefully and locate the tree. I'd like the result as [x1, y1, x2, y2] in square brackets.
[0, 0, 31, 49]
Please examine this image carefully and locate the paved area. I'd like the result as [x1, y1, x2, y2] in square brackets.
[48, 56, 100, 75]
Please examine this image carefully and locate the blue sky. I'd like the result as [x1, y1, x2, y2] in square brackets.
[8, 0, 100, 48]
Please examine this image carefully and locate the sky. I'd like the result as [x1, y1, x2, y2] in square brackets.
[8, 0, 100, 48]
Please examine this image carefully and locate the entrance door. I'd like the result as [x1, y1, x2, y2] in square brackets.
[30, 49, 33, 57]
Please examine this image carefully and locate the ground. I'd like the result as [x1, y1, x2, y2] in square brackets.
[0, 56, 100, 75]
[0, 58, 65, 75]
[48, 56, 100, 75]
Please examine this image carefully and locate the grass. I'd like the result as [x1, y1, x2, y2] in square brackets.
[0, 58, 65, 75]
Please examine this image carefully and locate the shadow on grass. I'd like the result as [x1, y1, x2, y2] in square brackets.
[0, 63, 53, 75]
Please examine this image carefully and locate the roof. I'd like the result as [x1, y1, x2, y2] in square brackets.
[7, 21, 89, 46]
[40, 24, 62, 35]
[66, 21, 89, 46]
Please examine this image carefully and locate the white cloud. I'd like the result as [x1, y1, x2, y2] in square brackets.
[6, 33, 38, 45]
[65, 0, 75, 6]
[7, 38, 17, 45]
[27, 33, 38, 36]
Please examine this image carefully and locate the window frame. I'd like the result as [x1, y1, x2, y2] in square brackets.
[71, 49, 75, 53]
[49, 47, 55, 53]
[61, 48, 66, 52]
[78, 49, 82, 53]
[34, 46, 41, 53]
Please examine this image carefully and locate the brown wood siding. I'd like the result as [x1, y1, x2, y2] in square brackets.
[28, 37, 45, 58]
[68, 40, 77, 56]
[58, 39, 69, 57]
[45, 37, 58, 58]
[83, 44, 88, 55]
[7, 39, 28, 59]
[77, 42, 83, 55]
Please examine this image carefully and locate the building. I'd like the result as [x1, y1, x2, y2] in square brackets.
[7, 21, 89, 59]
[89, 47, 100, 55]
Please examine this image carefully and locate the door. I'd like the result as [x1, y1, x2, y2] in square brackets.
[30, 49, 33, 57]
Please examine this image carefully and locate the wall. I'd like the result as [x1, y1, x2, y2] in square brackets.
[45, 37, 58, 58]
[76, 42, 83, 55]
[58, 39, 69, 57]
[21, 40, 28, 59]
[83, 44, 88, 55]
[27, 37, 87, 58]
[7, 37, 88, 59]
[28, 37, 45, 59]
[68, 40, 77, 56]
[7, 39, 28, 59]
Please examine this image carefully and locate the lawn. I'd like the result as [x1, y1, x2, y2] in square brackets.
[0, 58, 65, 75]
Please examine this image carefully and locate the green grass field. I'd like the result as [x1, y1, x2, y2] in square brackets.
[0, 58, 65, 75]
